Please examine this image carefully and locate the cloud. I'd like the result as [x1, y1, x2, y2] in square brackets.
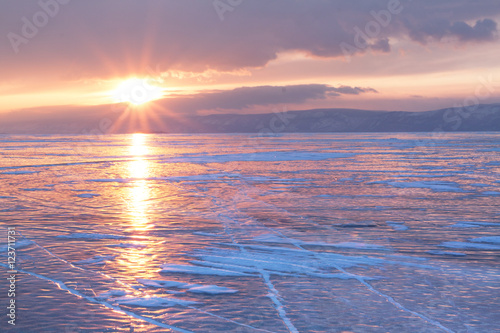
[408, 18, 498, 43]
[330, 86, 378, 95]
[1, 0, 499, 82]
[160, 84, 377, 114]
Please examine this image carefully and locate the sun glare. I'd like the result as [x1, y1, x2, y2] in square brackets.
[112, 78, 164, 105]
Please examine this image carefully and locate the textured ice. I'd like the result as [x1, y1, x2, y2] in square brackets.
[372, 180, 464, 192]
[56, 233, 129, 240]
[427, 250, 466, 256]
[0, 239, 33, 252]
[1, 170, 39, 174]
[2, 133, 500, 332]
[160, 264, 254, 276]
[163, 151, 355, 163]
[97, 289, 129, 298]
[22, 188, 53, 191]
[137, 279, 238, 294]
[448, 221, 500, 228]
[252, 234, 388, 250]
[386, 221, 409, 231]
[187, 285, 238, 294]
[440, 241, 500, 250]
[76, 193, 101, 198]
[106, 243, 147, 249]
[114, 297, 198, 308]
[471, 236, 500, 244]
[74, 255, 116, 265]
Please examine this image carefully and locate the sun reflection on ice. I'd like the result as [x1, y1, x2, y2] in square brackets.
[127, 133, 153, 230]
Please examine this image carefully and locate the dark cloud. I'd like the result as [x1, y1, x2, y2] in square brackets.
[161, 84, 377, 114]
[408, 18, 498, 43]
[450, 19, 497, 41]
[1, 0, 499, 81]
[329, 86, 378, 95]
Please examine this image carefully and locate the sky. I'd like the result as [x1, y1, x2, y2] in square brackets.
[1, 0, 500, 122]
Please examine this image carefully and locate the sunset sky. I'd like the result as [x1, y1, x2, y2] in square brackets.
[1, 0, 500, 119]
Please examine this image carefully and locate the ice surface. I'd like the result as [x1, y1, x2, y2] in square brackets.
[427, 250, 466, 256]
[106, 243, 147, 249]
[114, 297, 198, 308]
[1, 170, 39, 174]
[163, 151, 355, 163]
[74, 255, 116, 265]
[2, 133, 500, 332]
[440, 241, 500, 250]
[448, 221, 500, 228]
[253, 234, 388, 250]
[160, 264, 253, 276]
[187, 285, 238, 294]
[471, 236, 500, 244]
[97, 289, 129, 298]
[76, 193, 101, 198]
[137, 279, 238, 294]
[0, 239, 33, 252]
[22, 188, 53, 191]
[372, 180, 464, 192]
[56, 233, 129, 240]
[386, 221, 409, 231]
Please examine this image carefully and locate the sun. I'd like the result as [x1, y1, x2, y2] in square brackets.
[112, 78, 164, 105]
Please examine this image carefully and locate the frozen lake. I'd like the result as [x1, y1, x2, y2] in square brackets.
[1, 133, 499, 332]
